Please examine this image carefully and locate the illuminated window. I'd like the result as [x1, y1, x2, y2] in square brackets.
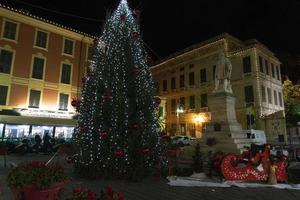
[29, 90, 41, 108]
[32, 57, 45, 79]
[59, 93, 69, 111]
[35, 30, 48, 48]
[0, 85, 8, 105]
[63, 38, 74, 55]
[0, 49, 13, 74]
[3, 21, 17, 40]
[60, 63, 71, 84]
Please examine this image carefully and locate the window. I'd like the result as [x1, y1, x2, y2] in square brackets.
[35, 30, 48, 48]
[59, 93, 69, 111]
[274, 90, 278, 105]
[171, 77, 176, 90]
[261, 85, 266, 102]
[189, 64, 194, 69]
[60, 63, 71, 84]
[278, 92, 283, 107]
[200, 68, 206, 83]
[259, 56, 264, 73]
[0, 85, 8, 105]
[265, 60, 269, 75]
[32, 57, 45, 79]
[29, 90, 41, 108]
[180, 67, 184, 71]
[278, 135, 285, 143]
[171, 99, 176, 113]
[271, 64, 275, 78]
[189, 72, 194, 86]
[0, 49, 13, 74]
[2, 21, 17, 40]
[201, 93, 207, 108]
[267, 88, 272, 104]
[179, 74, 185, 88]
[243, 56, 251, 73]
[189, 95, 195, 109]
[163, 80, 167, 91]
[179, 97, 185, 109]
[276, 66, 281, 80]
[244, 85, 254, 104]
[213, 65, 216, 80]
[63, 39, 74, 55]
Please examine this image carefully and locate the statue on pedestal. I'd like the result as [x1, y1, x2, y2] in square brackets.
[213, 51, 232, 93]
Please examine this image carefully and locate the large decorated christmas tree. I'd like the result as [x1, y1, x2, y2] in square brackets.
[73, 0, 163, 180]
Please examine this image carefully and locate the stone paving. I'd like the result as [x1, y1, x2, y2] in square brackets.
[1, 154, 300, 200]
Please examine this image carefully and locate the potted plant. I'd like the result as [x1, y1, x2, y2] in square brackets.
[7, 161, 68, 200]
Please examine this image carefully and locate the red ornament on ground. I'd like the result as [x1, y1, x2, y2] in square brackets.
[132, 67, 140, 75]
[114, 149, 123, 158]
[131, 31, 139, 39]
[142, 148, 150, 155]
[99, 131, 108, 138]
[120, 14, 126, 22]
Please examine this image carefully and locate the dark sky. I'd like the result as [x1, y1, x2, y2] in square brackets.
[3, 0, 300, 60]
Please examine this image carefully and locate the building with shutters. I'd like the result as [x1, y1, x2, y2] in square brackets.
[0, 4, 94, 140]
[151, 33, 287, 144]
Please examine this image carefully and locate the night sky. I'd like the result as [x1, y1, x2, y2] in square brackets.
[2, 0, 300, 60]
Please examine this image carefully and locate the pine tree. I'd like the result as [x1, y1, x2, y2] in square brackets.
[73, 0, 163, 180]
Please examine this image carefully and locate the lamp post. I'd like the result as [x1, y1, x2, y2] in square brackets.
[176, 105, 184, 135]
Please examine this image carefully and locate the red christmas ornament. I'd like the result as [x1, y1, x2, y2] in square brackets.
[102, 95, 113, 101]
[142, 147, 150, 155]
[99, 131, 108, 138]
[114, 149, 123, 158]
[133, 9, 141, 17]
[132, 123, 139, 129]
[120, 14, 126, 22]
[154, 96, 161, 106]
[131, 31, 139, 39]
[132, 67, 140, 75]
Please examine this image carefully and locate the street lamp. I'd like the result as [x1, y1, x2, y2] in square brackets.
[176, 105, 184, 135]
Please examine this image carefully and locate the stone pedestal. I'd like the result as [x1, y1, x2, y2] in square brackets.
[199, 92, 243, 154]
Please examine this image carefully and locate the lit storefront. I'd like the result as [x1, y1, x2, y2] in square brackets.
[0, 109, 77, 141]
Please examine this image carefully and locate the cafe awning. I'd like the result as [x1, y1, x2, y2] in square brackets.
[0, 115, 77, 126]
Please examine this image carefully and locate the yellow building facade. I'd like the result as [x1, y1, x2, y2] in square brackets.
[151, 33, 287, 144]
[0, 4, 94, 139]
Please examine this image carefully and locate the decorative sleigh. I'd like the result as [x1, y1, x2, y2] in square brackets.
[217, 144, 288, 182]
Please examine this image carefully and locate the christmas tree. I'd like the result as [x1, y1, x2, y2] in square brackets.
[73, 0, 164, 180]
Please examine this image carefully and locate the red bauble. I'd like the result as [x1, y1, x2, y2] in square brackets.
[154, 96, 161, 106]
[142, 147, 150, 155]
[132, 123, 139, 129]
[99, 131, 108, 138]
[102, 95, 113, 102]
[133, 9, 141, 17]
[71, 99, 78, 107]
[131, 31, 139, 39]
[114, 149, 123, 158]
[132, 67, 140, 75]
[120, 14, 126, 22]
